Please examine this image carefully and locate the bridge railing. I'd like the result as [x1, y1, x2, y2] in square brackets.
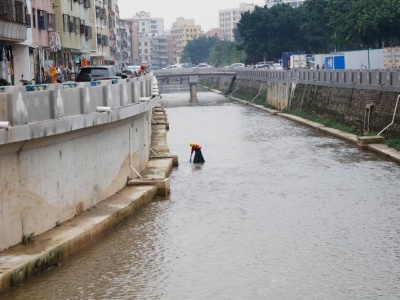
[153, 67, 238, 77]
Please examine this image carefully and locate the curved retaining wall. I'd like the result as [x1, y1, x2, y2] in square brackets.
[0, 76, 156, 251]
[199, 70, 400, 137]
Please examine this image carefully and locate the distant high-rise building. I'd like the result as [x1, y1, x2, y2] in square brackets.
[204, 28, 224, 40]
[128, 11, 164, 36]
[171, 18, 201, 62]
[219, 3, 257, 42]
[265, 0, 305, 8]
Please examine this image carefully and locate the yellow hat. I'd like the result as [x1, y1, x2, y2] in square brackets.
[189, 143, 194, 147]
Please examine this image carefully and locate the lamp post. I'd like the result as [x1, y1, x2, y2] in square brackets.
[367, 48, 370, 69]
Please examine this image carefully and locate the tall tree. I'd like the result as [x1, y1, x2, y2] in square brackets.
[299, 0, 332, 53]
[181, 37, 218, 65]
[237, 4, 305, 63]
[208, 41, 247, 67]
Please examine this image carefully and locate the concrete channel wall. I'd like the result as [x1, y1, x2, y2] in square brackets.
[0, 76, 156, 251]
[199, 70, 400, 137]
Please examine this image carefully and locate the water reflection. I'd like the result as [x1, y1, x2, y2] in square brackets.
[3, 89, 400, 299]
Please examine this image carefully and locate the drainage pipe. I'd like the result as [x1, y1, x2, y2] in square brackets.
[378, 94, 400, 136]
[251, 82, 263, 102]
[150, 147, 158, 155]
[231, 81, 240, 95]
[129, 127, 142, 180]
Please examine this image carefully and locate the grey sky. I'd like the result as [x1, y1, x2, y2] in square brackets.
[118, 0, 266, 32]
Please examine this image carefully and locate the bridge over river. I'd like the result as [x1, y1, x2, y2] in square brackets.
[2, 83, 400, 299]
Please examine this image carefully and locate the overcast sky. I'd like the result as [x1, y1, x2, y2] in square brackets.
[118, 0, 266, 32]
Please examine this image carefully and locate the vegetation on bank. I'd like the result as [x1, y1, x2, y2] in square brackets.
[199, 79, 400, 151]
[244, 92, 400, 151]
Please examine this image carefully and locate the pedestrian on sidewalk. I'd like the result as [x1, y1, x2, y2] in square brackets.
[190, 142, 205, 163]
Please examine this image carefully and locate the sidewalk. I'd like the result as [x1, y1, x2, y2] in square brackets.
[0, 102, 178, 294]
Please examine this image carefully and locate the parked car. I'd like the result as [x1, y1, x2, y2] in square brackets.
[75, 66, 127, 82]
[122, 65, 142, 77]
[194, 63, 213, 68]
[254, 61, 273, 70]
[163, 64, 183, 70]
[270, 63, 283, 70]
[228, 63, 245, 68]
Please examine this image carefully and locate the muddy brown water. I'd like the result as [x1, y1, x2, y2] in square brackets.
[3, 87, 400, 299]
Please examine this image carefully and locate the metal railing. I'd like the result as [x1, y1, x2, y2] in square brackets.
[236, 69, 400, 88]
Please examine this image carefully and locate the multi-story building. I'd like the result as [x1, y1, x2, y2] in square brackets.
[171, 17, 201, 62]
[125, 20, 139, 65]
[89, 0, 111, 66]
[117, 19, 132, 67]
[151, 36, 168, 69]
[0, 0, 29, 85]
[29, 0, 56, 82]
[265, 0, 305, 8]
[53, 0, 92, 70]
[124, 11, 165, 67]
[204, 28, 224, 40]
[150, 18, 164, 36]
[166, 35, 175, 65]
[138, 35, 151, 65]
[219, 3, 256, 41]
[130, 11, 164, 37]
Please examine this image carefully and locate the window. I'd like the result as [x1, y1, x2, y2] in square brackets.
[69, 15, 75, 32]
[47, 13, 55, 31]
[32, 9, 36, 28]
[80, 19, 85, 34]
[84, 26, 92, 40]
[38, 10, 46, 30]
[63, 14, 69, 31]
[26, 13, 31, 28]
[75, 17, 80, 34]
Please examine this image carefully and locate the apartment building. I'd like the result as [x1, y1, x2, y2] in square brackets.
[0, 0, 29, 85]
[151, 36, 168, 69]
[265, 0, 305, 8]
[1, 0, 139, 86]
[53, 0, 91, 70]
[138, 35, 151, 65]
[166, 35, 175, 66]
[171, 17, 201, 62]
[116, 19, 133, 67]
[29, 0, 56, 82]
[219, 3, 256, 41]
[124, 11, 166, 67]
[204, 28, 224, 40]
[125, 20, 139, 65]
[130, 11, 164, 37]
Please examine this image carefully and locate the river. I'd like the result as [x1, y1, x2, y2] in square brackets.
[3, 86, 400, 299]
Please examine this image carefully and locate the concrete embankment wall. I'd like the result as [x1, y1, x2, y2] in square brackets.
[199, 70, 400, 137]
[0, 76, 155, 251]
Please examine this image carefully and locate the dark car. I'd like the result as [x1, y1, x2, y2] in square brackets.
[75, 66, 127, 82]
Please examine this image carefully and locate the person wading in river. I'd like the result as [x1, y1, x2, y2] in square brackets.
[190, 143, 205, 163]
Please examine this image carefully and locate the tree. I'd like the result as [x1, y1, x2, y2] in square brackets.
[208, 40, 247, 67]
[237, 4, 305, 63]
[181, 36, 218, 65]
[299, 0, 332, 53]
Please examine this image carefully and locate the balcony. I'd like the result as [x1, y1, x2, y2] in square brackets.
[0, 0, 27, 41]
[0, 1, 26, 24]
